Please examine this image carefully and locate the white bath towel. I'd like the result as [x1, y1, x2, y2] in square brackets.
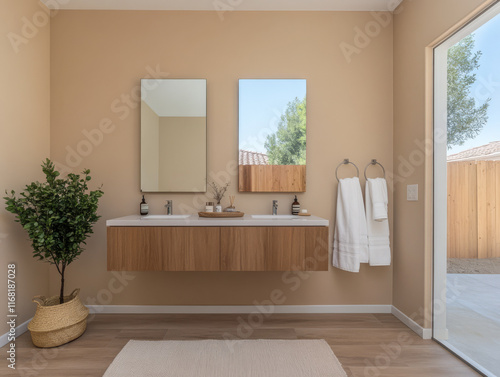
[366, 178, 391, 266]
[332, 177, 369, 272]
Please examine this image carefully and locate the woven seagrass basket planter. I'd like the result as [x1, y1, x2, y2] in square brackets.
[28, 288, 89, 348]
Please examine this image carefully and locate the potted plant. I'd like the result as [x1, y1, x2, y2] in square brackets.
[4, 159, 103, 347]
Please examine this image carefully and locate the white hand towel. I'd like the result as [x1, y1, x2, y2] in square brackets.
[369, 177, 388, 221]
[366, 178, 391, 266]
[332, 177, 369, 272]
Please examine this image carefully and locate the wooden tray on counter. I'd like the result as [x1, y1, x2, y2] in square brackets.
[198, 211, 245, 218]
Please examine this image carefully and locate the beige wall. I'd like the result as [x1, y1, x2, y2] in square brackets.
[393, 0, 491, 327]
[159, 117, 206, 192]
[49, 10, 393, 306]
[141, 100, 160, 191]
[3, 0, 497, 337]
[0, 0, 50, 333]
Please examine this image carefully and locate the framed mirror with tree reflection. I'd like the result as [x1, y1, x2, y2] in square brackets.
[238, 79, 306, 192]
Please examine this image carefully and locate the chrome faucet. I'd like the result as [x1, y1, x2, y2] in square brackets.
[165, 200, 173, 215]
[272, 200, 278, 215]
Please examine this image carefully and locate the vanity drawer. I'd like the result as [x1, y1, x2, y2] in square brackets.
[220, 227, 328, 271]
[107, 227, 220, 271]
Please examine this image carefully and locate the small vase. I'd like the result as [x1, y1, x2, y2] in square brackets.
[215, 203, 222, 212]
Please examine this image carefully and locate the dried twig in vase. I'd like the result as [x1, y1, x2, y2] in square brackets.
[207, 181, 230, 204]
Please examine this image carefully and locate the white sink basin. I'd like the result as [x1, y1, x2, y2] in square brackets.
[251, 215, 298, 220]
[141, 215, 190, 220]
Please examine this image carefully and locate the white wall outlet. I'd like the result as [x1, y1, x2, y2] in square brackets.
[407, 184, 418, 201]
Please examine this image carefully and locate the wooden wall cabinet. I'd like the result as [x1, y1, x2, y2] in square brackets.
[108, 226, 328, 272]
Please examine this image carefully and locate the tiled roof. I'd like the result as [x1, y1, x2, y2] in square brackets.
[447, 141, 500, 162]
[239, 149, 269, 165]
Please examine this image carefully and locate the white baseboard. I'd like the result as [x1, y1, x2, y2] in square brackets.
[391, 306, 432, 339]
[1, 305, 431, 347]
[89, 304, 432, 339]
[0, 318, 32, 348]
[87, 304, 392, 315]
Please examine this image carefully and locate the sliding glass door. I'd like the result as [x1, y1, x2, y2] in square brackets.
[433, 4, 500, 376]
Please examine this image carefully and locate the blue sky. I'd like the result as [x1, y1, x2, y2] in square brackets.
[448, 13, 500, 155]
[239, 79, 306, 154]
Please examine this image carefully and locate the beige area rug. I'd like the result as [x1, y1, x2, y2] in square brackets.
[103, 339, 347, 377]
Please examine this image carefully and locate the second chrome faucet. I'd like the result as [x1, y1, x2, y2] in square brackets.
[165, 200, 173, 215]
[272, 200, 278, 215]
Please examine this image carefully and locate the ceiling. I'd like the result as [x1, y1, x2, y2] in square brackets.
[41, 0, 403, 12]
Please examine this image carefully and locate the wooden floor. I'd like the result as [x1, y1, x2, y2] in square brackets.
[1, 313, 479, 376]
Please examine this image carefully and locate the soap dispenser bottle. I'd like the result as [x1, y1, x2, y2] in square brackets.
[140, 195, 149, 216]
[292, 195, 300, 215]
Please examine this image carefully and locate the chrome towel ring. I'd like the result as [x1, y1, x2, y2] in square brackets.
[364, 159, 386, 180]
[335, 159, 359, 182]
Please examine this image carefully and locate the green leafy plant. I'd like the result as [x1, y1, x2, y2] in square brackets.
[447, 34, 490, 148]
[4, 159, 103, 304]
[265, 96, 306, 165]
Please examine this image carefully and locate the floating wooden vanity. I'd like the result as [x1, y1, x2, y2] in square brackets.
[107, 215, 329, 272]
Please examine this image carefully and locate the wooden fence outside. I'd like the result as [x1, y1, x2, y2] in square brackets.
[447, 160, 500, 259]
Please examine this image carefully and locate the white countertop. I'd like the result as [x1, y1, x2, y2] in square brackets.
[106, 214, 329, 227]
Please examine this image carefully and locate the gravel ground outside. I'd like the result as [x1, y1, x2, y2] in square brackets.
[448, 258, 500, 274]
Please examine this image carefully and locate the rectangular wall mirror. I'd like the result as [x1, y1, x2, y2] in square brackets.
[141, 79, 207, 192]
[238, 79, 306, 192]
